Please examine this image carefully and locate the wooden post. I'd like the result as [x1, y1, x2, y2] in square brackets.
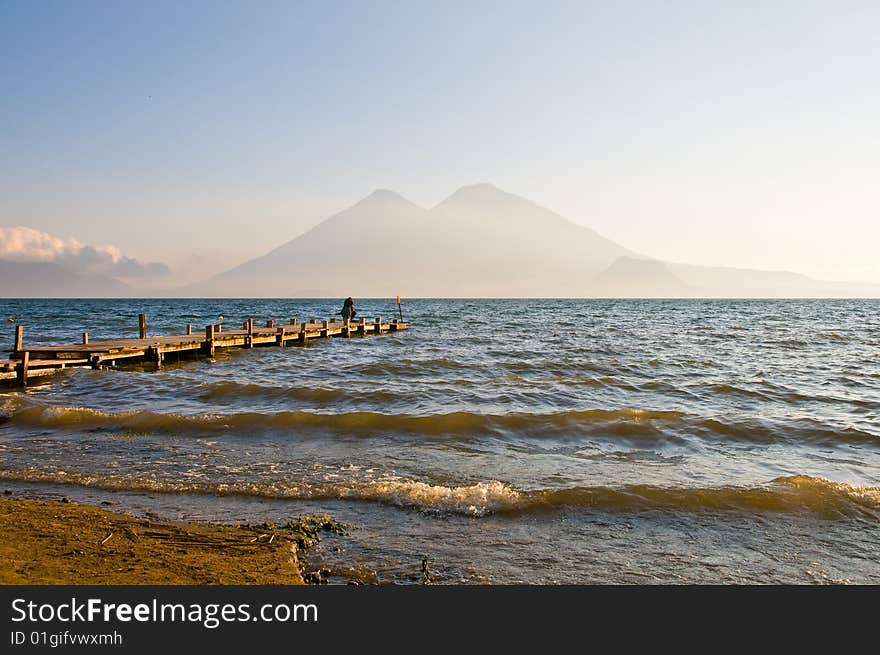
[358, 318, 366, 336]
[138, 314, 147, 339]
[90, 355, 101, 370]
[246, 318, 253, 348]
[14, 325, 23, 352]
[276, 326, 285, 347]
[186, 323, 192, 335]
[343, 318, 351, 337]
[321, 320, 329, 338]
[82, 332, 89, 344]
[17, 351, 29, 386]
[216, 323, 222, 332]
[205, 324, 215, 357]
[242, 321, 248, 330]
[299, 322, 307, 343]
[151, 345, 163, 367]
[289, 318, 297, 325]
[375, 316, 382, 334]
[266, 319, 275, 328]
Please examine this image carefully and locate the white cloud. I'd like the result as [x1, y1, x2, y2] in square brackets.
[0, 226, 170, 278]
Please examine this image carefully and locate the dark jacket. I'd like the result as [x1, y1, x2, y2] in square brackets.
[341, 298, 356, 320]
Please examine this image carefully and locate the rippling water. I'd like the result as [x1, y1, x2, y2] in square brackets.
[1, 298, 878, 583]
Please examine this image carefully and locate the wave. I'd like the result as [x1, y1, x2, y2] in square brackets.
[3, 404, 689, 439]
[197, 380, 400, 405]
[707, 382, 879, 410]
[4, 402, 878, 446]
[355, 358, 469, 376]
[1, 470, 876, 518]
[707, 383, 773, 400]
[694, 417, 878, 445]
[817, 332, 850, 343]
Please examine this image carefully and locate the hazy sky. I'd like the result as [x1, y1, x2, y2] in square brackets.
[2, 1, 878, 284]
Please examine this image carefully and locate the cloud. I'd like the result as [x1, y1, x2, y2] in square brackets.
[0, 226, 170, 278]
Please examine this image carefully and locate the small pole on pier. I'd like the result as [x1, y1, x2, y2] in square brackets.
[276, 326, 285, 347]
[299, 321, 307, 343]
[396, 295, 404, 322]
[266, 319, 275, 328]
[14, 325, 23, 352]
[17, 351, 29, 387]
[343, 318, 351, 338]
[375, 316, 382, 334]
[186, 323, 192, 335]
[138, 314, 147, 339]
[321, 320, 329, 338]
[82, 332, 89, 345]
[151, 346, 163, 368]
[358, 317, 366, 336]
[246, 318, 253, 348]
[205, 324, 215, 358]
[289, 318, 297, 326]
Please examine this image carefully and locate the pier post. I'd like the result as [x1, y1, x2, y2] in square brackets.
[138, 314, 147, 339]
[17, 351, 29, 386]
[186, 323, 192, 335]
[266, 320, 275, 328]
[299, 322, 307, 343]
[82, 332, 89, 344]
[151, 346, 163, 368]
[246, 318, 253, 348]
[375, 316, 382, 334]
[14, 325, 23, 352]
[289, 318, 297, 326]
[358, 318, 366, 336]
[205, 325, 216, 357]
[343, 318, 351, 337]
[321, 320, 329, 338]
[276, 326, 285, 347]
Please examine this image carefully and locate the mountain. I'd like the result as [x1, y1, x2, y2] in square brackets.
[0, 260, 131, 297]
[188, 184, 632, 297]
[591, 257, 689, 297]
[185, 183, 879, 298]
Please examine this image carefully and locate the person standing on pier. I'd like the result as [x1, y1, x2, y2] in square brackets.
[340, 297, 357, 321]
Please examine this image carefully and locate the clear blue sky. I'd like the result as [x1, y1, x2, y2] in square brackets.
[2, 1, 878, 284]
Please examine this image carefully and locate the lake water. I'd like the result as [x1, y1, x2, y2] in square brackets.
[1, 298, 878, 583]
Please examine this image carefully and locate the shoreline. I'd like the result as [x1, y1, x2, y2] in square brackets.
[0, 496, 308, 585]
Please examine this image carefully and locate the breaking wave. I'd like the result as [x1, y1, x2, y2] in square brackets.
[1, 469, 876, 519]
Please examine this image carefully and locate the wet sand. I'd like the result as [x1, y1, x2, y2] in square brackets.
[0, 497, 305, 585]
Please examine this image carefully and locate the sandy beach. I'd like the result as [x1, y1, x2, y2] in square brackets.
[0, 496, 308, 585]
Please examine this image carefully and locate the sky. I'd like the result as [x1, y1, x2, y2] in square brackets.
[1, 1, 878, 286]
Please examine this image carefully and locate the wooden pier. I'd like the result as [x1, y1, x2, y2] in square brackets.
[2, 315, 408, 386]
